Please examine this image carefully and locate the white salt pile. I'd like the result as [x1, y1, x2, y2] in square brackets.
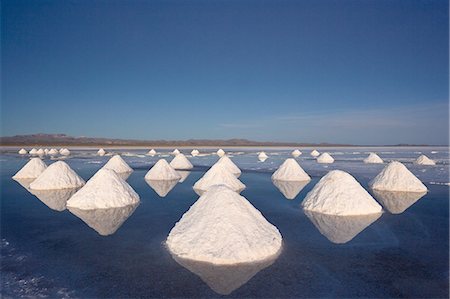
[173, 149, 181, 155]
[317, 152, 334, 164]
[170, 153, 193, 170]
[30, 188, 79, 212]
[369, 161, 427, 192]
[146, 179, 179, 197]
[48, 148, 59, 155]
[166, 185, 282, 265]
[12, 158, 47, 179]
[302, 170, 382, 216]
[29, 161, 85, 190]
[191, 149, 200, 157]
[145, 159, 181, 180]
[193, 163, 245, 195]
[67, 169, 140, 209]
[214, 155, 241, 177]
[36, 148, 45, 156]
[217, 149, 225, 157]
[364, 153, 384, 164]
[44, 149, 49, 155]
[18, 148, 28, 155]
[102, 155, 133, 174]
[147, 149, 157, 156]
[414, 155, 436, 166]
[271, 158, 310, 181]
[258, 152, 268, 159]
[291, 149, 302, 157]
[97, 148, 106, 156]
[372, 190, 427, 214]
[310, 149, 320, 157]
[59, 148, 70, 156]
[272, 180, 309, 200]
[29, 148, 38, 155]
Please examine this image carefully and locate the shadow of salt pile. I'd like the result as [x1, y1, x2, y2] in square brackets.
[171, 252, 280, 295]
[68, 203, 139, 236]
[145, 179, 179, 197]
[304, 210, 382, 244]
[372, 190, 427, 214]
[272, 180, 309, 200]
[176, 171, 191, 183]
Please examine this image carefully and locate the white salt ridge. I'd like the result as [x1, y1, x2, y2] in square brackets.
[317, 152, 334, 164]
[48, 148, 59, 155]
[302, 170, 382, 216]
[29, 148, 38, 155]
[215, 155, 241, 177]
[170, 153, 193, 170]
[102, 155, 133, 173]
[369, 161, 428, 192]
[145, 159, 181, 180]
[291, 149, 302, 157]
[67, 169, 140, 210]
[173, 149, 181, 155]
[217, 149, 225, 157]
[191, 149, 200, 157]
[29, 161, 85, 190]
[18, 149, 27, 155]
[147, 149, 156, 156]
[414, 155, 436, 166]
[271, 158, 310, 181]
[364, 153, 384, 164]
[13, 158, 47, 179]
[310, 150, 320, 157]
[166, 185, 282, 265]
[258, 152, 268, 159]
[193, 164, 245, 194]
[60, 148, 70, 156]
[97, 148, 106, 156]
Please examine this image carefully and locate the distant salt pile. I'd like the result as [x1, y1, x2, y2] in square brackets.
[48, 148, 59, 155]
[317, 152, 334, 164]
[173, 149, 181, 155]
[146, 179, 179, 197]
[147, 149, 156, 156]
[217, 149, 225, 157]
[67, 169, 139, 210]
[97, 148, 106, 156]
[44, 149, 49, 155]
[29, 148, 38, 155]
[302, 170, 382, 216]
[36, 148, 45, 156]
[59, 148, 70, 156]
[291, 149, 302, 157]
[414, 155, 436, 166]
[364, 153, 384, 164]
[193, 164, 245, 195]
[272, 158, 310, 181]
[369, 161, 427, 192]
[166, 185, 282, 264]
[170, 153, 193, 170]
[12, 158, 47, 179]
[102, 155, 133, 174]
[191, 149, 199, 157]
[29, 161, 85, 190]
[310, 150, 320, 157]
[273, 180, 309, 200]
[258, 152, 268, 159]
[145, 159, 181, 180]
[215, 155, 241, 177]
[18, 148, 27, 155]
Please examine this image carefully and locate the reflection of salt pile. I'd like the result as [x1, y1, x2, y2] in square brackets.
[217, 149, 225, 157]
[48, 148, 59, 155]
[364, 153, 383, 164]
[272, 158, 310, 181]
[215, 155, 241, 177]
[29, 148, 38, 155]
[414, 155, 436, 165]
[36, 148, 45, 156]
[302, 170, 382, 215]
[173, 149, 180, 155]
[147, 149, 156, 156]
[317, 152, 334, 164]
[369, 161, 427, 192]
[146, 179, 179, 197]
[273, 180, 309, 200]
[193, 164, 245, 195]
[291, 149, 302, 157]
[30, 187, 80, 212]
[60, 148, 70, 156]
[145, 159, 181, 180]
[170, 153, 193, 170]
[372, 190, 427, 214]
[13, 158, 47, 179]
[67, 169, 139, 209]
[13, 178, 35, 189]
[97, 148, 106, 156]
[102, 155, 133, 174]
[29, 161, 85, 190]
[310, 150, 320, 157]
[69, 204, 138, 236]
[167, 185, 282, 264]
[304, 210, 381, 244]
[177, 171, 191, 183]
[191, 149, 199, 157]
[18, 148, 27, 155]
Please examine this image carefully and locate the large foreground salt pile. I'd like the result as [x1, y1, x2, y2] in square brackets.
[372, 190, 427, 214]
[272, 158, 310, 181]
[102, 155, 133, 174]
[67, 169, 140, 209]
[191, 149, 199, 157]
[273, 180, 309, 200]
[18, 148, 27, 155]
[310, 149, 320, 157]
[59, 148, 70, 156]
[364, 153, 384, 164]
[317, 152, 334, 164]
[166, 185, 282, 264]
[145, 159, 181, 180]
[172, 149, 180, 155]
[369, 161, 427, 192]
[170, 153, 193, 170]
[215, 155, 241, 177]
[193, 163, 245, 195]
[97, 148, 106, 156]
[217, 149, 225, 157]
[29, 161, 85, 190]
[414, 155, 436, 165]
[291, 149, 301, 157]
[302, 170, 382, 216]
[146, 179, 179, 197]
[48, 148, 59, 155]
[147, 149, 156, 156]
[13, 158, 47, 179]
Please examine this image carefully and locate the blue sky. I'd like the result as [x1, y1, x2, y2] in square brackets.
[1, 0, 448, 145]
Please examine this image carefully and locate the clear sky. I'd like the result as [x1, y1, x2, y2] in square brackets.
[2, 0, 448, 145]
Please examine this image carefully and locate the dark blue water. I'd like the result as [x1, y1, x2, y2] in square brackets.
[1, 153, 449, 298]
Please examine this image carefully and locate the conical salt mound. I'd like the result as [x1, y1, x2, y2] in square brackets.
[166, 185, 282, 265]
[67, 169, 140, 210]
[170, 153, 193, 170]
[13, 158, 48, 179]
[173, 149, 180, 155]
[317, 152, 334, 164]
[48, 148, 59, 155]
[102, 155, 133, 173]
[29, 161, 85, 190]
[60, 148, 70, 156]
[302, 170, 382, 216]
[271, 158, 310, 181]
[414, 155, 436, 166]
[44, 149, 49, 155]
[217, 149, 225, 157]
[191, 149, 199, 156]
[193, 164, 245, 195]
[369, 161, 427, 192]
[18, 148, 27, 155]
[258, 152, 268, 159]
[310, 150, 320, 157]
[97, 148, 106, 156]
[145, 159, 181, 180]
[364, 153, 384, 164]
[291, 149, 301, 157]
[29, 148, 38, 155]
[147, 149, 156, 156]
[215, 155, 241, 177]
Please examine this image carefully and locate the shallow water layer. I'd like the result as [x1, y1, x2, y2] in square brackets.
[1, 147, 449, 298]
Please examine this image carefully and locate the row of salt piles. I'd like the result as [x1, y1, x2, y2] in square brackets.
[19, 148, 68, 156]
